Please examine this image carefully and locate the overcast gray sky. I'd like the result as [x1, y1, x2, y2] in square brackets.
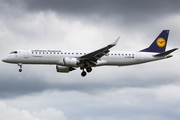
[0, 0, 180, 120]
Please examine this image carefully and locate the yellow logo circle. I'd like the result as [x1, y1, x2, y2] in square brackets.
[156, 38, 166, 47]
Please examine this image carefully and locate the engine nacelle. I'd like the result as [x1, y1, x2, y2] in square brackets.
[56, 65, 75, 73]
[57, 57, 80, 66]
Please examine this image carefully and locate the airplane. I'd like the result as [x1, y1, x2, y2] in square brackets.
[2, 30, 178, 77]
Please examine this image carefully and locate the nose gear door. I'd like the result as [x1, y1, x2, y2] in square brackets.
[24, 49, 29, 58]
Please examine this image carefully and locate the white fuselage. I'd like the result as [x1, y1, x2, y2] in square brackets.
[2, 30, 176, 77]
[2, 49, 166, 67]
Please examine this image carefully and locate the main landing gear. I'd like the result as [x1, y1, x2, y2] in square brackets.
[18, 63, 22, 72]
[81, 67, 92, 77]
[86, 67, 92, 73]
[81, 70, 87, 77]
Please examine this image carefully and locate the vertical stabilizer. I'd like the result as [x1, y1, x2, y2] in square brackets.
[140, 30, 169, 53]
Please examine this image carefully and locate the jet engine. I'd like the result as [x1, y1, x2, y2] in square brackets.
[56, 65, 76, 73]
[63, 57, 80, 66]
[57, 57, 80, 66]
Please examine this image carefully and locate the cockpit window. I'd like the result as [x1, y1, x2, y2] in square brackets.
[10, 51, 18, 54]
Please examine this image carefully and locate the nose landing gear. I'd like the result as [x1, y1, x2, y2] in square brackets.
[17, 63, 22, 72]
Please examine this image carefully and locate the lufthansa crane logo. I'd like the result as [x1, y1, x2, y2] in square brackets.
[156, 38, 166, 47]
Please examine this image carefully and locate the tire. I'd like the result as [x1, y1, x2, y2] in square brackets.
[86, 67, 92, 73]
[81, 71, 87, 77]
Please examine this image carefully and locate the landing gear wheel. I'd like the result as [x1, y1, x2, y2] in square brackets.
[86, 67, 92, 73]
[17, 63, 22, 72]
[19, 69, 22, 72]
[81, 71, 87, 77]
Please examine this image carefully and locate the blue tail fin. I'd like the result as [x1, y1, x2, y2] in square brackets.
[140, 30, 169, 53]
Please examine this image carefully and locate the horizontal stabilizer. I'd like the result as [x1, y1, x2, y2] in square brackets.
[153, 48, 178, 57]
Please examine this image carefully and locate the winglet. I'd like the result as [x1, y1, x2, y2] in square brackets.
[112, 37, 120, 46]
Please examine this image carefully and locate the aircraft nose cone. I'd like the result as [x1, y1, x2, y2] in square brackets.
[2, 57, 7, 62]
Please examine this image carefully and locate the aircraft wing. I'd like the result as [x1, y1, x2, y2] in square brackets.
[78, 37, 119, 64]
